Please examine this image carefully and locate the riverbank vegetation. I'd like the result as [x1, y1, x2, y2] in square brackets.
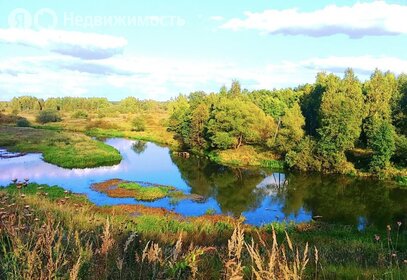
[167, 69, 407, 182]
[1, 68, 406, 181]
[91, 179, 204, 202]
[0, 126, 121, 168]
[0, 182, 406, 279]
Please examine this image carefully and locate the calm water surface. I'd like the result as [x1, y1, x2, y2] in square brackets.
[1, 138, 406, 228]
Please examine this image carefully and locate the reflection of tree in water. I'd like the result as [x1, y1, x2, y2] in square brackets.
[132, 141, 147, 154]
[281, 174, 407, 228]
[171, 154, 267, 216]
[171, 153, 407, 228]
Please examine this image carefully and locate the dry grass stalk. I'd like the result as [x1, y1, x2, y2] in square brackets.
[225, 223, 245, 280]
[100, 218, 114, 255]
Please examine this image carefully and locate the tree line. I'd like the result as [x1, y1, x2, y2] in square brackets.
[3, 96, 163, 115]
[168, 69, 407, 174]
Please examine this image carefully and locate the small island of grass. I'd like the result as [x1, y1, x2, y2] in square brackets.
[92, 179, 204, 202]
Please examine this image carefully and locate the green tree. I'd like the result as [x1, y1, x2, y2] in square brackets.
[275, 103, 305, 154]
[131, 116, 146, 131]
[363, 70, 397, 170]
[189, 103, 210, 150]
[228, 80, 242, 96]
[316, 70, 365, 171]
[168, 95, 191, 144]
[367, 120, 396, 171]
[207, 97, 272, 149]
[394, 74, 407, 135]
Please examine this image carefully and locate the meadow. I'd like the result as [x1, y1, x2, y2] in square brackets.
[1, 183, 407, 279]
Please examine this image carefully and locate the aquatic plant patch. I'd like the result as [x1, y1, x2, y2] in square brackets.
[92, 179, 204, 202]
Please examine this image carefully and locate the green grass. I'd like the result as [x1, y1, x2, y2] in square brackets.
[118, 182, 172, 200]
[261, 159, 285, 169]
[2, 183, 89, 204]
[86, 128, 179, 149]
[1, 182, 407, 278]
[0, 126, 121, 168]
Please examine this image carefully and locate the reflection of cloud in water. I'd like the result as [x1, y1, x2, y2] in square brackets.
[255, 173, 286, 196]
[0, 153, 125, 180]
[0, 138, 314, 226]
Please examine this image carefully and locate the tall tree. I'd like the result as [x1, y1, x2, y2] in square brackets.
[363, 70, 397, 169]
[207, 97, 272, 149]
[316, 70, 365, 171]
[275, 102, 305, 154]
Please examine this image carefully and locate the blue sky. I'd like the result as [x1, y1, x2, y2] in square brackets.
[0, 0, 406, 101]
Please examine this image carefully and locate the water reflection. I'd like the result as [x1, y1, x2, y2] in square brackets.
[0, 138, 406, 227]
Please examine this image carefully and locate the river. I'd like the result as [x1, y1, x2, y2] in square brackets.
[1, 138, 406, 228]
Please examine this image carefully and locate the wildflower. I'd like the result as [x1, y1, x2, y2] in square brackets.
[34, 218, 40, 222]
[397, 221, 402, 227]
[20, 194, 26, 198]
[11, 179, 17, 184]
[387, 225, 391, 231]
[374, 234, 380, 241]
[392, 253, 397, 257]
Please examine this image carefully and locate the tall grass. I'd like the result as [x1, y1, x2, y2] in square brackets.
[1, 185, 406, 279]
[0, 190, 316, 279]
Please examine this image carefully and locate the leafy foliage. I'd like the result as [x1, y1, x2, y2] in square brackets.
[36, 110, 62, 124]
[131, 116, 146, 132]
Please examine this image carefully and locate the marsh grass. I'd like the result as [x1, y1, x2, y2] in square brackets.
[92, 179, 205, 202]
[118, 182, 172, 200]
[1, 183, 407, 279]
[0, 126, 121, 168]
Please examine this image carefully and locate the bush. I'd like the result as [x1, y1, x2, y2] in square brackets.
[16, 117, 31, 127]
[71, 110, 88, 119]
[0, 113, 18, 125]
[36, 110, 62, 124]
[285, 137, 322, 172]
[393, 134, 407, 167]
[85, 120, 118, 130]
[131, 116, 146, 132]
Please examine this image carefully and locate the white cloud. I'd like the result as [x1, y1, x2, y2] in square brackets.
[301, 55, 407, 75]
[210, 16, 224, 21]
[221, 1, 407, 38]
[0, 28, 127, 59]
[1, 53, 407, 101]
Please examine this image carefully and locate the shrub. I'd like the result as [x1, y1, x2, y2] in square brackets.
[393, 134, 407, 167]
[0, 113, 18, 124]
[131, 116, 146, 132]
[36, 110, 62, 124]
[16, 117, 31, 127]
[285, 137, 322, 172]
[71, 110, 88, 119]
[85, 120, 118, 130]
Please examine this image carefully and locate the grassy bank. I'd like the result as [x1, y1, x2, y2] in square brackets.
[1, 183, 406, 279]
[19, 110, 180, 150]
[207, 146, 284, 169]
[91, 179, 204, 202]
[0, 127, 121, 169]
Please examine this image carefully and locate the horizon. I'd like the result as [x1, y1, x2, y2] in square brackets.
[1, 0, 407, 101]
